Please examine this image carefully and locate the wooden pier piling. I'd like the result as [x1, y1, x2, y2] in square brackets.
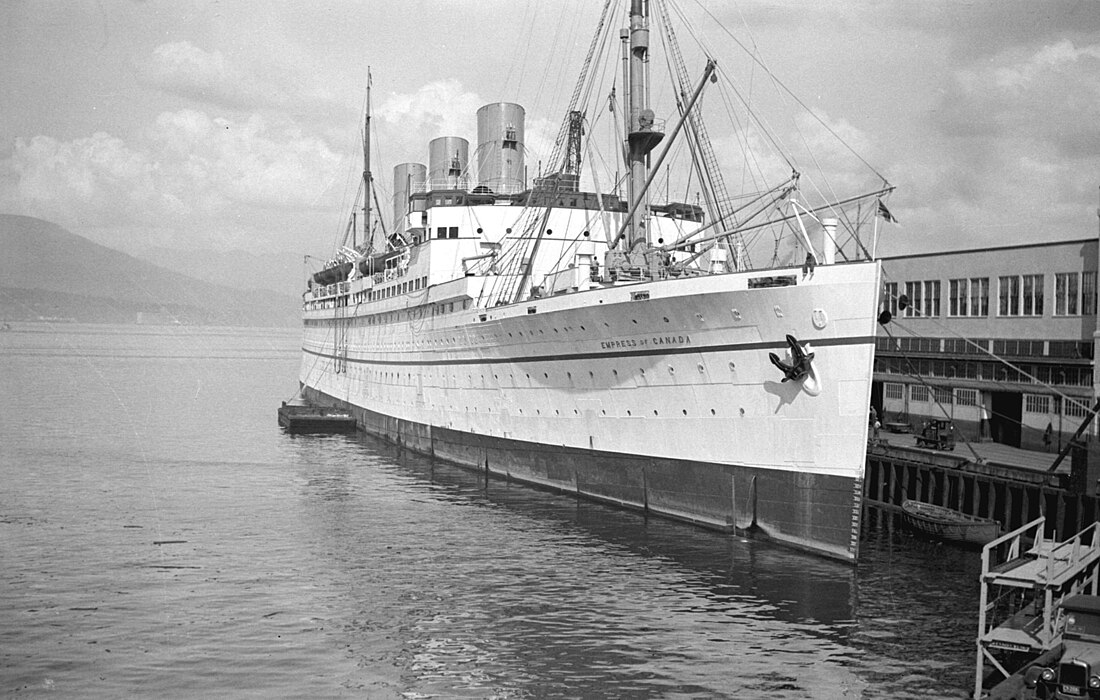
[864, 445, 1099, 539]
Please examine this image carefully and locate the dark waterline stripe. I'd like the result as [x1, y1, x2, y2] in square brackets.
[301, 334, 874, 367]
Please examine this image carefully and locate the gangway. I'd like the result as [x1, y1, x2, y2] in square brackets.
[974, 517, 1100, 698]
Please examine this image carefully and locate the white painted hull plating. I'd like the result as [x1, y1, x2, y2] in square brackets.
[299, 261, 881, 560]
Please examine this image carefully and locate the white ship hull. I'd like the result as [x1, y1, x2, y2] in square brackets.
[300, 260, 880, 560]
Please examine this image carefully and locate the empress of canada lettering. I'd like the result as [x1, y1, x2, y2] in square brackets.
[600, 335, 691, 350]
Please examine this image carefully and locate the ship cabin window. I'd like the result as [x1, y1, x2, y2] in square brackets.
[448, 226, 459, 238]
[437, 227, 447, 239]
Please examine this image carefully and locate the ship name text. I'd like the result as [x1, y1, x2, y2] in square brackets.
[600, 335, 692, 350]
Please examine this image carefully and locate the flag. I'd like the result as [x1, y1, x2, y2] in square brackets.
[877, 199, 898, 224]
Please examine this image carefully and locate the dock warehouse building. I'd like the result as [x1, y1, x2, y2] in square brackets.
[872, 237, 1099, 460]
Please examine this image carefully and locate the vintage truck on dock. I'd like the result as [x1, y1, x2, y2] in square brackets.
[1021, 595, 1100, 699]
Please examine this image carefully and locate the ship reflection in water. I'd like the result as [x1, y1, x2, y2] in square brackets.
[298, 430, 980, 699]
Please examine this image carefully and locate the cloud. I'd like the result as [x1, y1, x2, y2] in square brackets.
[910, 38, 1100, 240]
[140, 41, 271, 109]
[2, 109, 344, 248]
[139, 40, 342, 115]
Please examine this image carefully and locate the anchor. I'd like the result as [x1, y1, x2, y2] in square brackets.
[769, 334, 815, 382]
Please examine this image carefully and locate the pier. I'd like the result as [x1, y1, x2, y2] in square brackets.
[864, 432, 1098, 542]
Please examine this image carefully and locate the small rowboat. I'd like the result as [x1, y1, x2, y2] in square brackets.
[900, 500, 1003, 546]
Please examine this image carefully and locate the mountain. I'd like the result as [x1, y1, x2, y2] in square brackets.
[0, 214, 300, 326]
[126, 245, 307, 299]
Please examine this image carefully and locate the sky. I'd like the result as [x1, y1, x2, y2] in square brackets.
[2, 0, 1100, 264]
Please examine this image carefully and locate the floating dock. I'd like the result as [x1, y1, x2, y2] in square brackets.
[974, 517, 1100, 698]
[277, 401, 357, 434]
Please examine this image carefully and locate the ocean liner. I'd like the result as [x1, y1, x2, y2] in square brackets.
[298, 0, 893, 561]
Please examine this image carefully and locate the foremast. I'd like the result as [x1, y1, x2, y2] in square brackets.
[362, 70, 373, 254]
[624, 0, 663, 252]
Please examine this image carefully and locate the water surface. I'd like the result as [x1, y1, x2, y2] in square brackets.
[1, 324, 978, 698]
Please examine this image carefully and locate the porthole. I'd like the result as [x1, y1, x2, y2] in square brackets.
[698, 363, 706, 373]
[668, 366, 675, 375]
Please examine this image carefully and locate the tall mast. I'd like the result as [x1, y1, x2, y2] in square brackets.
[363, 69, 372, 253]
[625, 0, 663, 250]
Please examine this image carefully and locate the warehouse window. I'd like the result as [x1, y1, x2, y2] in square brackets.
[949, 278, 988, 317]
[1084, 272, 1098, 315]
[999, 276, 1020, 316]
[998, 275, 1043, 316]
[910, 385, 930, 402]
[924, 281, 941, 317]
[1022, 274, 1044, 316]
[885, 382, 904, 400]
[1065, 400, 1091, 419]
[903, 280, 939, 317]
[1055, 272, 1080, 316]
[884, 282, 898, 316]
[956, 388, 978, 407]
[1024, 394, 1050, 414]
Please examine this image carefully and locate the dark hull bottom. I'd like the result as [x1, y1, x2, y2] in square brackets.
[302, 386, 864, 562]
